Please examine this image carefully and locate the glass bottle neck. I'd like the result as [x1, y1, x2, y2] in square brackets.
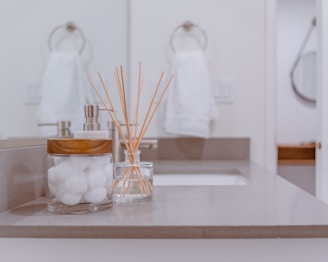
[124, 150, 141, 163]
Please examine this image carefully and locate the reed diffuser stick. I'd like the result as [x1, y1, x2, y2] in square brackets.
[114, 67, 134, 151]
[135, 74, 174, 149]
[89, 75, 130, 151]
[133, 62, 143, 148]
[90, 63, 174, 199]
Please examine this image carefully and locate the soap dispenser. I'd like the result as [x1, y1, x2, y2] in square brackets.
[74, 104, 109, 139]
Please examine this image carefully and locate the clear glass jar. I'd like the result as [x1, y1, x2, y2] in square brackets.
[47, 139, 113, 214]
[113, 150, 153, 203]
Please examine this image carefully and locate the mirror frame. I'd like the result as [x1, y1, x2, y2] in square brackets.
[290, 51, 316, 103]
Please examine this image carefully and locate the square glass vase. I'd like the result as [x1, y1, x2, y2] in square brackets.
[113, 150, 153, 203]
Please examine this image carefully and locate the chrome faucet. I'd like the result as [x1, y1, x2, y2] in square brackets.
[84, 104, 157, 162]
[109, 121, 158, 162]
[38, 121, 72, 137]
[110, 121, 120, 163]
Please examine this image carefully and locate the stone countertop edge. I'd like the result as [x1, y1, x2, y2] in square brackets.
[1, 225, 328, 239]
[1, 160, 328, 239]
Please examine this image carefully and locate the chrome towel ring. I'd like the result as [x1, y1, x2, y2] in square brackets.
[48, 22, 86, 54]
[170, 20, 208, 53]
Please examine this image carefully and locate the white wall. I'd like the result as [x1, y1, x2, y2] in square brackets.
[276, 0, 316, 144]
[129, 0, 268, 165]
[0, 0, 127, 137]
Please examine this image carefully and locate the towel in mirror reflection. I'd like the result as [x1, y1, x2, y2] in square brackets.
[37, 51, 96, 137]
[164, 50, 217, 138]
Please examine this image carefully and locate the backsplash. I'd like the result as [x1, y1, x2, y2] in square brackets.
[141, 138, 250, 161]
[0, 146, 47, 212]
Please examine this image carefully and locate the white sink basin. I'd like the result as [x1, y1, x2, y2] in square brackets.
[153, 173, 248, 186]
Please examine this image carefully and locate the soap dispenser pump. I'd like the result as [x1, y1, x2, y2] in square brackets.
[74, 104, 109, 139]
[83, 104, 101, 131]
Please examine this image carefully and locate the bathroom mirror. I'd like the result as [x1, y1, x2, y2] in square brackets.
[0, 0, 318, 139]
[291, 51, 316, 103]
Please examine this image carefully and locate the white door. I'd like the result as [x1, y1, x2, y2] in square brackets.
[265, 0, 277, 174]
[315, 0, 328, 203]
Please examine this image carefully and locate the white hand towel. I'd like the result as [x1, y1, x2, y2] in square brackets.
[164, 50, 216, 138]
[38, 51, 95, 137]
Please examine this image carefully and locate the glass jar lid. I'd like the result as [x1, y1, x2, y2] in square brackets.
[47, 138, 112, 155]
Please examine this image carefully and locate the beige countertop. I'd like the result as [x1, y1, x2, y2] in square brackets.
[0, 160, 328, 239]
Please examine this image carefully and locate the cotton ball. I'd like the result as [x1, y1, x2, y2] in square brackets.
[89, 156, 112, 174]
[48, 166, 57, 185]
[60, 192, 82, 205]
[55, 186, 65, 200]
[53, 156, 64, 166]
[69, 156, 91, 171]
[104, 164, 113, 190]
[89, 158, 111, 178]
[54, 160, 80, 183]
[86, 169, 107, 189]
[83, 187, 107, 204]
[63, 176, 88, 194]
[90, 156, 110, 169]
[104, 163, 113, 178]
[88, 156, 113, 188]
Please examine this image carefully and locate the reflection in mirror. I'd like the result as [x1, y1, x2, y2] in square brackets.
[0, 1, 127, 138]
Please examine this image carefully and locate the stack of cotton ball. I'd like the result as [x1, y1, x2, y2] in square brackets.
[48, 155, 113, 205]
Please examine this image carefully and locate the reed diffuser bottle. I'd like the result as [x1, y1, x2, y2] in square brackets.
[113, 150, 153, 202]
[89, 62, 173, 203]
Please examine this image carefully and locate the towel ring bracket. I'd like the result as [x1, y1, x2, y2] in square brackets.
[48, 22, 86, 54]
[170, 20, 208, 53]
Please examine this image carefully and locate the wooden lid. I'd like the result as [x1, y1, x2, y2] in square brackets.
[47, 139, 112, 155]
